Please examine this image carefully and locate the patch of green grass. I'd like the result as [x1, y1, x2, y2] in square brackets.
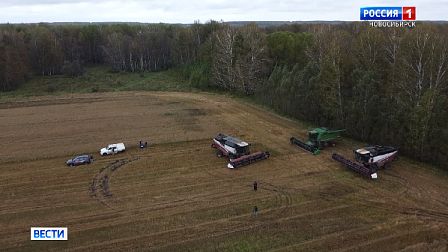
[0, 66, 194, 100]
[167, 100, 182, 104]
[336, 172, 348, 178]
[215, 235, 267, 252]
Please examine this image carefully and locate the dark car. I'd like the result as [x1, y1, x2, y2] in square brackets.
[67, 155, 90, 166]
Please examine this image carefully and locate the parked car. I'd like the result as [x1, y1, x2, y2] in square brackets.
[67, 155, 91, 166]
[100, 143, 126, 156]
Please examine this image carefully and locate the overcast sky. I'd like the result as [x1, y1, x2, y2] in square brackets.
[0, 0, 446, 24]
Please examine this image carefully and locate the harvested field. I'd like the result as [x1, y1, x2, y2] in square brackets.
[1, 91, 448, 251]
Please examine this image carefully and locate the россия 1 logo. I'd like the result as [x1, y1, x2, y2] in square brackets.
[360, 7, 416, 27]
[360, 7, 416, 20]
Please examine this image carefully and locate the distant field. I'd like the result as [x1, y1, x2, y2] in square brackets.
[1, 92, 448, 251]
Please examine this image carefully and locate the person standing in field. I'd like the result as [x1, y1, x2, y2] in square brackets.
[90, 155, 93, 164]
[253, 181, 257, 191]
[254, 205, 258, 216]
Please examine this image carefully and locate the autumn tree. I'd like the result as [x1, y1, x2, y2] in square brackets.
[212, 23, 269, 94]
[101, 31, 129, 72]
[0, 25, 29, 91]
[28, 26, 64, 75]
[233, 23, 270, 94]
[212, 24, 238, 91]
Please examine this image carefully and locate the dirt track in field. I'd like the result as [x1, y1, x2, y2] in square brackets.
[1, 91, 448, 251]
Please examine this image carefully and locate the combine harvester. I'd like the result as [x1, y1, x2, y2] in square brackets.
[332, 146, 398, 179]
[211, 133, 270, 169]
[290, 127, 346, 155]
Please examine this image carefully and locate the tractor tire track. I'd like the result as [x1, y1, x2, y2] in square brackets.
[401, 208, 448, 222]
[381, 170, 411, 197]
[198, 152, 294, 224]
[262, 182, 293, 220]
[89, 157, 140, 208]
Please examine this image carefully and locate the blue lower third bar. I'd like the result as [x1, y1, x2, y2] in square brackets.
[31, 227, 68, 241]
[360, 7, 402, 20]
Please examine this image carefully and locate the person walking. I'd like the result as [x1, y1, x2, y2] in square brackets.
[253, 181, 257, 191]
[145, 141, 148, 148]
[254, 205, 258, 216]
[90, 155, 93, 164]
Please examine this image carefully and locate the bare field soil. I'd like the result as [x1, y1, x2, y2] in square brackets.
[1, 91, 448, 251]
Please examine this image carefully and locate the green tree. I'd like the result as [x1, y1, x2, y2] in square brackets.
[266, 31, 312, 69]
[353, 27, 385, 70]
[266, 31, 295, 66]
[345, 69, 380, 141]
[171, 26, 196, 66]
[81, 25, 104, 64]
[314, 28, 350, 126]
[397, 24, 448, 160]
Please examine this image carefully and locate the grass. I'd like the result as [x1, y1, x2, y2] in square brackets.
[0, 66, 198, 100]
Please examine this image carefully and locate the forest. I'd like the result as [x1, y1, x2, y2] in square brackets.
[0, 21, 447, 168]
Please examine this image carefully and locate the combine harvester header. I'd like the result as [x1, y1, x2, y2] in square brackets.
[332, 153, 377, 179]
[228, 151, 270, 169]
[290, 137, 320, 155]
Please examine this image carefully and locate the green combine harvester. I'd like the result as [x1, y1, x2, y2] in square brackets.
[290, 127, 346, 155]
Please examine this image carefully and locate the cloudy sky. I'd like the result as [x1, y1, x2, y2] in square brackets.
[0, 0, 446, 24]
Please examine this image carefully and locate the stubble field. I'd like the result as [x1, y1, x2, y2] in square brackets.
[1, 91, 448, 251]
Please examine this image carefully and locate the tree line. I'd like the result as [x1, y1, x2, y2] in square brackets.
[257, 23, 448, 168]
[1, 21, 447, 168]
